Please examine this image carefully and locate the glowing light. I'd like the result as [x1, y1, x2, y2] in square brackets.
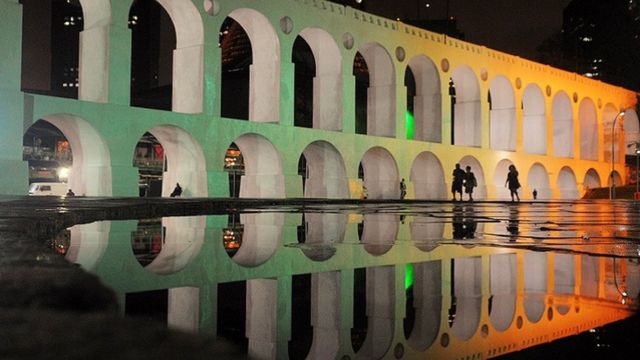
[58, 167, 70, 180]
[405, 263, 414, 289]
[405, 111, 414, 140]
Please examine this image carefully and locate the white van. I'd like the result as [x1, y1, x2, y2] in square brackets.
[28, 182, 68, 196]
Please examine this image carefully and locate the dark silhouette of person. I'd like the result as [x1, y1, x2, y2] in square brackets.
[451, 163, 465, 201]
[463, 205, 477, 239]
[170, 183, 182, 197]
[505, 164, 521, 202]
[400, 178, 407, 199]
[464, 166, 477, 201]
[532, 189, 538, 200]
[66, 189, 75, 197]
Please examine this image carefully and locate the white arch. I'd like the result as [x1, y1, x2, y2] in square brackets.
[410, 217, 444, 252]
[301, 141, 348, 198]
[407, 55, 441, 142]
[607, 170, 623, 187]
[624, 108, 640, 155]
[583, 168, 601, 191]
[580, 255, 599, 298]
[228, 8, 281, 123]
[410, 151, 446, 199]
[489, 254, 516, 332]
[156, 0, 205, 113]
[66, 221, 110, 271]
[362, 214, 399, 256]
[357, 42, 396, 137]
[458, 155, 486, 199]
[451, 66, 481, 147]
[557, 166, 579, 199]
[78, 0, 111, 103]
[39, 114, 112, 196]
[298, 28, 343, 131]
[361, 147, 400, 199]
[307, 271, 342, 358]
[356, 266, 395, 359]
[233, 133, 285, 198]
[553, 253, 575, 315]
[489, 76, 516, 151]
[451, 256, 482, 341]
[552, 91, 574, 158]
[524, 252, 547, 322]
[522, 84, 547, 154]
[232, 213, 283, 267]
[145, 216, 205, 275]
[579, 98, 598, 160]
[527, 163, 551, 199]
[146, 125, 207, 197]
[493, 159, 514, 200]
[407, 261, 441, 351]
[603, 103, 621, 163]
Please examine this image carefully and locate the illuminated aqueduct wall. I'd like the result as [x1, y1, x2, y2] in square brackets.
[0, 0, 638, 199]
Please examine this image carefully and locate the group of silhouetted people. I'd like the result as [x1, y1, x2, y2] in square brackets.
[451, 164, 478, 201]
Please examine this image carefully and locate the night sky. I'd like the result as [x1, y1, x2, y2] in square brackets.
[356, 0, 573, 61]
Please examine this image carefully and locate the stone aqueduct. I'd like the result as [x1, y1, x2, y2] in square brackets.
[1, 0, 639, 199]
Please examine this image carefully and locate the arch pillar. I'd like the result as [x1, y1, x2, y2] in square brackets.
[78, 0, 111, 103]
[107, 1, 132, 105]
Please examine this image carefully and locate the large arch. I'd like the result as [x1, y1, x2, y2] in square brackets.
[233, 133, 285, 198]
[602, 103, 621, 163]
[227, 8, 281, 123]
[527, 163, 551, 200]
[488, 75, 516, 151]
[406, 261, 441, 351]
[580, 255, 599, 298]
[297, 28, 342, 131]
[451, 65, 481, 147]
[355, 266, 395, 359]
[144, 216, 206, 275]
[361, 214, 399, 256]
[553, 253, 575, 315]
[450, 256, 482, 341]
[492, 159, 514, 200]
[579, 98, 598, 160]
[524, 252, 547, 323]
[522, 84, 547, 154]
[301, 141, 348, 198]
[406, 55, 441, 142]
[77, 0, 111, 103]
[38, 113, 112, 196]
[552, 91, 574, 158]
[557, 166, 579, 199]
[231, 213, 282, 268]
[583, 168, 601, 191]
[489, 253, 516, 332]
[146, 125, 207, 197]
[360, 147, 400, 199]
[410, 151, 446, 199]
[458, 155, 486, 199]
[355, 42, 396, 137]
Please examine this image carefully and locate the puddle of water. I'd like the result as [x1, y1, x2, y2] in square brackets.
[51, 201, 640, 358]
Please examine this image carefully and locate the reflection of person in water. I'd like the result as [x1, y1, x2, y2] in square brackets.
[452, 204, 477, 239]
[452, 204, 465, 239]
[506, 207, 520, 241]
[463, 205, 477, 239]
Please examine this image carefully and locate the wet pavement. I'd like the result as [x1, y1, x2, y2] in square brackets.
[1, 196, 639, 359]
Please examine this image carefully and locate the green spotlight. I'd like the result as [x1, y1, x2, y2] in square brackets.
[405, 111, 414, 140]
[405, 263, 414, 289]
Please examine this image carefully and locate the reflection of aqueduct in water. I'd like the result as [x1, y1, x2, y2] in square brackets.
[2, 0, 639, 199]
[72, 210, 640, 359]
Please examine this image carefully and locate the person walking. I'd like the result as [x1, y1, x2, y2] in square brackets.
[463, 166, 477, 201]
[505, 164, 521, 202]
[400, 178, 407, 199]
[170, 183, 182, 197]
[451, 163, 465, 201]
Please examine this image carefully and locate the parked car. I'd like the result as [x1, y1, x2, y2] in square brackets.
[28, 182, 68, 196]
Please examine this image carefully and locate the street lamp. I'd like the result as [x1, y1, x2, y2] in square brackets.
[609, 111, 625, 200]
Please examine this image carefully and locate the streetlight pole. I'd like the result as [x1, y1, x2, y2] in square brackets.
[610, 111, 625, 200]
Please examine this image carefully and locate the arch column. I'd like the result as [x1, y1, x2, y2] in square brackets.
[106, 1, 132, 105]
[0, 0, 29, 195]
[78, 0, 111, 103]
